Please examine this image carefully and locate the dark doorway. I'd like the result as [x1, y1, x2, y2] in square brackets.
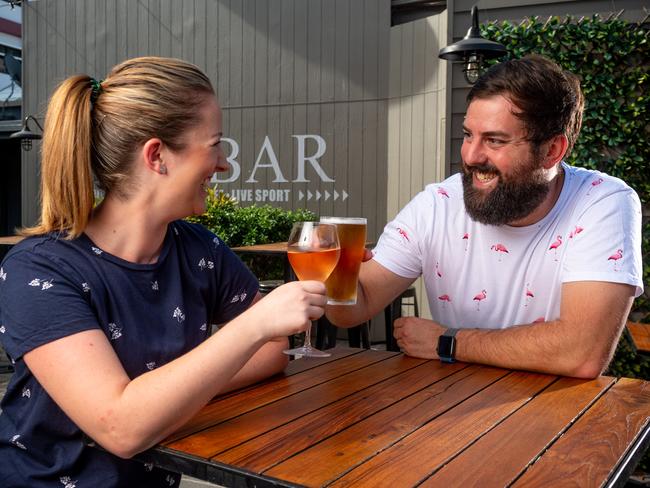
[0, 137, 21, 237]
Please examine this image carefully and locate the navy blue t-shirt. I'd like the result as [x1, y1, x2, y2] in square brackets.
[0, 220, 258, 487]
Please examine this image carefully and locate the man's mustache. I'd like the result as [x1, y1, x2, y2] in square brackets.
[461, 162, 501, 176]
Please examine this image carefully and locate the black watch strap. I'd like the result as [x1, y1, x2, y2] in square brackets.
[437, 328, 459, 363]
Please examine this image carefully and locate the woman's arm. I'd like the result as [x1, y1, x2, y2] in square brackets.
[24, 280, 324, 459]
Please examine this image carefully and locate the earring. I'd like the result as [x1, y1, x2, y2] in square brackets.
[159, 163, 167, 175]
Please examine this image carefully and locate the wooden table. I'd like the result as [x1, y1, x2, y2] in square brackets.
[231, 242, 293, 282]
[0, 235, 23, 262]
[135, 348, 650, 487]
[0, 235, 23, 246]
[627, 321, 650, 355]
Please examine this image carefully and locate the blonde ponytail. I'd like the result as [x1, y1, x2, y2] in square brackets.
[22, 75, 95, 239]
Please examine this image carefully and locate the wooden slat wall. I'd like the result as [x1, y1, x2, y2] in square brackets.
[21, 0, 392, 240]
[445, 0, 650, 177]
[386, 12, 448, 320]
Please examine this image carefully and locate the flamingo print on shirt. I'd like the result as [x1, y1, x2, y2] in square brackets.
[397, 228, 410, 242]
[569, 225, 584, 239]
[525, 283, 534, 307]
[490, 243, 509, 261]
[462, 233, 469, 251]
[473, 289, 487, 311]
[438, 294, 451, 308]
[435, 262, 442, 278]
[608, 249, 623, 271]
[586, 177, 603, 195]
[437, 187, 450, 198]
[549, 235, 563, 261]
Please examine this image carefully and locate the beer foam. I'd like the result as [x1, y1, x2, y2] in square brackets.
[320, 217, 367, 225]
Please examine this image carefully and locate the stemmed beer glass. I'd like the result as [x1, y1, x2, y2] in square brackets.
[283, 221, 340, 357]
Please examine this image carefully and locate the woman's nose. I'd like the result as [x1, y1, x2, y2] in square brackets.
[215, 145, 229, 172]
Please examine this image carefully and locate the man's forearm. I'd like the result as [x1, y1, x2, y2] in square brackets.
[396, 316, 618, 379]
[454, 320, 612, 378]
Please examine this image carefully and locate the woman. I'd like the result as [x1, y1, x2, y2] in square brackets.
[0, 57, 325, 487]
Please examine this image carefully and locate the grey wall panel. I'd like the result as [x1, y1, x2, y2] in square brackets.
[386, 12, 448, 320]
[22, 0, 392, 241]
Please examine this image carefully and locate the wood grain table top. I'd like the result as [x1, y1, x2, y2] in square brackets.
[135, 348, 650, 487]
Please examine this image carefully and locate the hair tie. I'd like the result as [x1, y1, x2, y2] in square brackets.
[90, 78, 103, 104]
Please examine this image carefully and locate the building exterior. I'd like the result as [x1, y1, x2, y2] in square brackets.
[18, 0, 449, 244]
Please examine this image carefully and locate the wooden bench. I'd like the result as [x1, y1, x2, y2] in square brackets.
[627, 321, 650, 354]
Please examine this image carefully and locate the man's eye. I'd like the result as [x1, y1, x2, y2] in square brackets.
[212, 140, 221, 147]
[487, 138, 505, 145]
[462, 132, 471, 139]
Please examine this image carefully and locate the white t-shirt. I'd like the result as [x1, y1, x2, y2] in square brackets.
[373, 163, 643, 329]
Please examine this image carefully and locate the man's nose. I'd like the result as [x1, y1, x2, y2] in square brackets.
[462, 139, 487, 166]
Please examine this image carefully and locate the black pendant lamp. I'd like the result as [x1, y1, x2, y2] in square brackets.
[10, 115, 43, 151]
[438, 6, 507, 84]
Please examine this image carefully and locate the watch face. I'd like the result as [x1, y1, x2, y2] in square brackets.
[438, 335, 456, 360]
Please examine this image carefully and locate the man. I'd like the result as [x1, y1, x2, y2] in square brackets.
[327, 54, 643, 379]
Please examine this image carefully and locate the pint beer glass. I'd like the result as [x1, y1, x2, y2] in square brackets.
[320, 217, 367, 305]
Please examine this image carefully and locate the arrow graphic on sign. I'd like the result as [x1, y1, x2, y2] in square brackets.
[342, 190, 349, 201]
[315, 190, 322, 201]
[324, 190, 330, 201]
[307, 190, 313, 201]
[333, 190, 339, 201]
[298, 190, 305, 201]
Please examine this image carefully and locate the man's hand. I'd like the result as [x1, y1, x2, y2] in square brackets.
[393, 317, 446, 359]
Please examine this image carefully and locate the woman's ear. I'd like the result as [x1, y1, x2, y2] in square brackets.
[541, 134, 568, 169]
[141, 138, 166, 175]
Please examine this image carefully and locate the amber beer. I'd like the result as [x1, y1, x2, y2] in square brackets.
[320, 217, 367, 305]
[287, 247, 340, 282]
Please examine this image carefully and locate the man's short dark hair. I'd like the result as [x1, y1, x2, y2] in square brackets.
[467, 54, 584, 156]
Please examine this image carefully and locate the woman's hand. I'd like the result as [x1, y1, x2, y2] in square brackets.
[247, 280, 328, 339]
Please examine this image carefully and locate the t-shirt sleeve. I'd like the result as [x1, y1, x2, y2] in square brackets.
[0, 250, 101, 361]
[373, 191, 431, 279]
[208, 235, 259, 325]
[562, 186, 643, 297]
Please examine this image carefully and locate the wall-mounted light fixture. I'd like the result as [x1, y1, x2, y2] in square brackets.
[438, 6, 507, 84]
[10, 115, 43, 151]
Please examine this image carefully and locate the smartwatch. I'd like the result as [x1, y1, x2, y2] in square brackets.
[437, 328, 459, 363]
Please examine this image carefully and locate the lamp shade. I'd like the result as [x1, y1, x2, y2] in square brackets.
[10, 115, 44, 151]
[9, 128, 42, 141]
[438, 6, 507, 62]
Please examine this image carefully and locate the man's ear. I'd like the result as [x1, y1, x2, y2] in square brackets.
[541, 134, 568, 169]
[141, 138, 165, 175]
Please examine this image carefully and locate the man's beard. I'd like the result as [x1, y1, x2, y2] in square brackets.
[461, 155, 552, 226]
